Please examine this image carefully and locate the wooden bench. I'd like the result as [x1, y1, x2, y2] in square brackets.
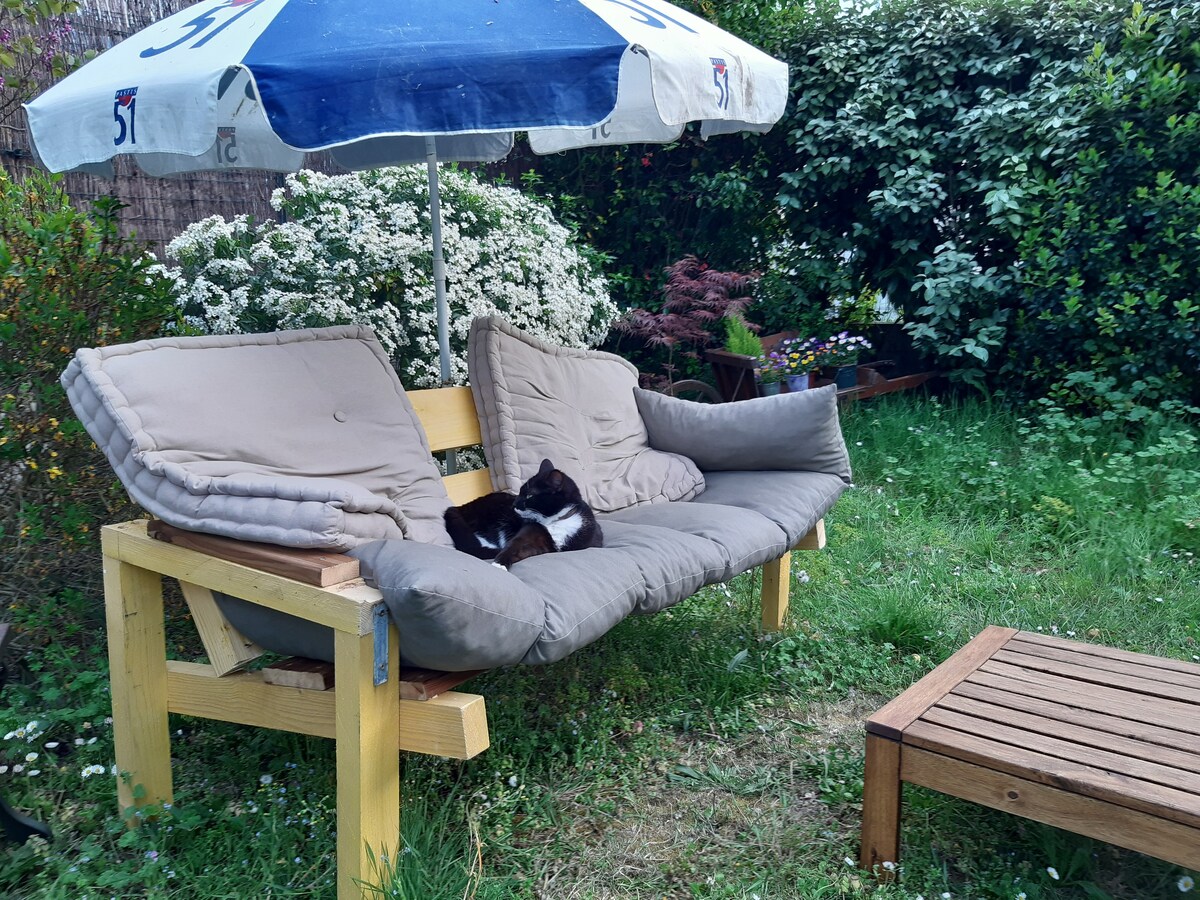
[861, 625, 1200, 877]
[103, 385, 827, 899]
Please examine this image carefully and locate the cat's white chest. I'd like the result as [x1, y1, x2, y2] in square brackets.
[517, 507, 583, 549]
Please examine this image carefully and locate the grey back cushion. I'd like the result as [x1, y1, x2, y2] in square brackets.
[61, 326, 453, 550]
[467, 316, 704, 512]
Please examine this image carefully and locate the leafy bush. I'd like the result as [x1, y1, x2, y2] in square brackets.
[163, 167, 617, 386]
[0, 0, 83, 122]
[1012, 1, 1200, 412]
[0, 171, 179, 601]
[776, 0, 1125, 385]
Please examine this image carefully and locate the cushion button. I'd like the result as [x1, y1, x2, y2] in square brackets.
[333, 410, 347, 422]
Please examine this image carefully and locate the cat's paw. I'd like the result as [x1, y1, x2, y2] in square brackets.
[491, 561, 509, 570]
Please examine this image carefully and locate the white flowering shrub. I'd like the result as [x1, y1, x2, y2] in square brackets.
[162, 167, 617, 386]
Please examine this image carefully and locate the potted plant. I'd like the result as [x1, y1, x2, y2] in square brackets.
[775, 335, 825, 391]
[820, 332, 873, 388]
[724, 315, 765, 358]
[755, 351, 787, 395]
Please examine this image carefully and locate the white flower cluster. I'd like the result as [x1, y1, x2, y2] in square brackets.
[162, 167, 617, 387]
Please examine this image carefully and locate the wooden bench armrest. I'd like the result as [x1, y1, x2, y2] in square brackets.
[103, 520, 383, 636]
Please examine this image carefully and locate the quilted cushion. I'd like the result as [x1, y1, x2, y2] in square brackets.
[467, 316, 704, 513]
[61, 326, 453, 550]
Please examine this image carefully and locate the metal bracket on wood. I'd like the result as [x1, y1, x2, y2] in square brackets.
[372, 605, 390, 686]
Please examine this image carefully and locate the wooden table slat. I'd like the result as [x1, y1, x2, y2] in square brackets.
[1011, 632, 1200, 678]
[1000, 641, 1200, 691]
[992, 649, 1200, 704]
[936, 693, 1200, 777]
[904, 720, 1200, 829]
[975, 662, 1200, 732]
[866, 626, 1018, 740]
[952, 679, 1200, 757]
[918, 707, 1200, 797]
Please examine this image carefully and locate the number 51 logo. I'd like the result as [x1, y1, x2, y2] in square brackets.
[114, 87, 138, 146]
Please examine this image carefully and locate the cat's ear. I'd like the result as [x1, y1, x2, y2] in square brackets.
[547, 470, 565, 490]
[538, 458, 555, 476]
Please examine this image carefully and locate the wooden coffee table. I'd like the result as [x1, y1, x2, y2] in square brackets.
[861, 626, 1200, 876]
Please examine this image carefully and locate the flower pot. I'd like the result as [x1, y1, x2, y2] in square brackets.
[760, 381, 782, 396]
[834, 364, 858, 389]
[786, 373, 810, 392]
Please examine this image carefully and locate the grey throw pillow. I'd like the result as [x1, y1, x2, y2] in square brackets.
[634, 385, 852, 481]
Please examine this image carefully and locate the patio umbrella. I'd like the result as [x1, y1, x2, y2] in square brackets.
[24, 0, 788, 384]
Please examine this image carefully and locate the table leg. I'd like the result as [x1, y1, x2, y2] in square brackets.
[861, 732, 902, 879]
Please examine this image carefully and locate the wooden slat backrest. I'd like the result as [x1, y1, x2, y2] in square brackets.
[407, 386, 494, 505]
[407, 386, 482, 452]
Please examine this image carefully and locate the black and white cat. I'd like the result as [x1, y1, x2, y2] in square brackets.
[444, 459, 603, 568]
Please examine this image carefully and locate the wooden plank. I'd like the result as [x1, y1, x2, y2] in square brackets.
[839, 372, 934, 402]
[261, 659, 485, 701]
[164, 661, 490, 759]
[1006, 634, 1200, 687]
[860, 733, 902, 877]
[794, 519, 826, 551]
[103, 522, 382, 636]
[761, 552, 790, 632]
[902, 747, 1200, 871]
[148, 520, 360, 587]
[992, 648, 1200, 705]
[179, 581, 263, 675]
[936, 696, 1200, 777]
[168, 661, 338, 738]
[397, 667, 485, 702]
[903, 720, 1200, 829]
[972, 666, 1200, 735]
[407, 386, 482, 452]
[866, 626, 1017, 740]
[104, 554, 174, 817]
[1011, 630, 1200, 677]
[335, 627, 400, 900]
[262, 657, 334, 691]
[444, 467, 494, 505]
[952, 679, 1200, 756]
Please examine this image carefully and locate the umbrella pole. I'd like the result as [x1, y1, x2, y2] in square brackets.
[426, 137, 457, 474]
[426, 138, 453, 387]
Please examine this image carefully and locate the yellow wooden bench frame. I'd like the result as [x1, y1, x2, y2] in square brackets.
[103, 385, 826, 898]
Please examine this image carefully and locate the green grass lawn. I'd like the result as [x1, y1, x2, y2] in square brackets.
[2, 393, 1198, 899]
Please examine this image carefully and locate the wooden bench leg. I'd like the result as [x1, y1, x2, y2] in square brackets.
[335, 626, 401, 899]
[761, 519, 827, 632]
[761, 551, 791, 632]
[861, 732, 902, 879]
[103, 551, 174, 818]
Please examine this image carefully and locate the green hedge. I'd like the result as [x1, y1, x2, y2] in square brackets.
[527, 0, 1198, 418]
[0, 172, 179, 600]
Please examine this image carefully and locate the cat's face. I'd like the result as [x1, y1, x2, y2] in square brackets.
[515, 458, 581, 515]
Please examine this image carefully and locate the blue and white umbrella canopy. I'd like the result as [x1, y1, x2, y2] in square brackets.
[25, 0, 788, 380]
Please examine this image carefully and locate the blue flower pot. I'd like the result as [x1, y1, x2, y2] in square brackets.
[834, 365, 858, 389]
[786, 374, 810, 392]
[760, 381, 782, 396]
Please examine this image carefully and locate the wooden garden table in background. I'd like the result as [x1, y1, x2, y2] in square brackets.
[861, 625, 1200, 877]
